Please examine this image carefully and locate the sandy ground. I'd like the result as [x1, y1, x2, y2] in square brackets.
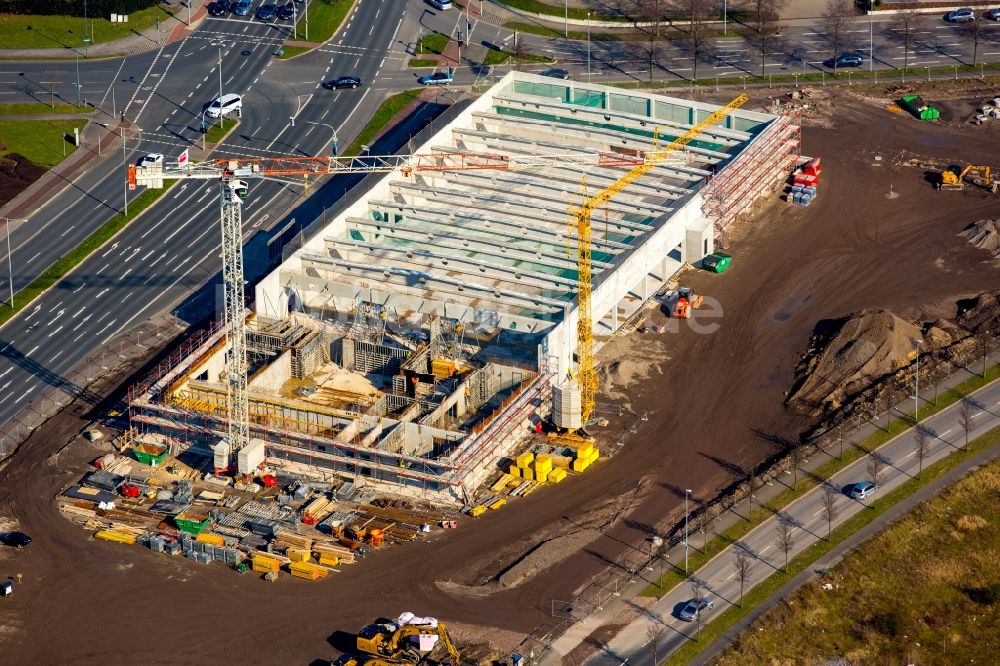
[3, 86, 1000, 663]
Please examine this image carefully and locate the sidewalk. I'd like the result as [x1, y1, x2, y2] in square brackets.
[0, 0, 208, 60]
[541, 350, 1000, 663]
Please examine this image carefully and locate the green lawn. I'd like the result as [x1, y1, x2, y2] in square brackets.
[409, 58, 439, 68]
[276, 45, 310, 60]
[343, 89, 423, 157]
[504, 21, 621, 41]
[204, 118, 238, 144]
[417, 33, 450, 55]
[0, 119, 87, 169]
[0, 102, 89, 115]
[482, 47, 555, 66]
[0, 181, 175, 323]
[0, 4, 178, 49]
[291, 0, 354, 43]
[495, 0, 627, 21]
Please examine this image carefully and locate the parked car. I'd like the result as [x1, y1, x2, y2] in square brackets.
[1, 532, 31, 549]
[138, 153, 164, 167]
[231, 0, 252, 16]
[324, 76, 362, 90]
[205, 93, 242, 118]
[678, 597, 714, 622]
[987, 8, 1000, 21]
[826, 53, 863, 68]
[540, 68, 570, 80]
[278, 2, 296, 20]
[256, 3, 278, 20]
[847, 481, 877, 500]
[418, 71, 453, 86]
[207, 1, 227, 17]
[945, 8, 975, 22]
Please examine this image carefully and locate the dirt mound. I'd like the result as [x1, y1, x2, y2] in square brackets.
[956, 291, 1000, 334]
[961, 219, 1000, 258]
[496, 529, 601, 588]
[0, 152, 46, 209]
[787, 310, 922, 415]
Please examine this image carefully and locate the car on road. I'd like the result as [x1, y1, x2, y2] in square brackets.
[418, 71, 453, 86]
[278, 2, 296, 20]
[847, 481, 878, 500]
[138, 153, 164, 167]
[205, 93, 242, 118]
[426, 0, 453, 9]
[540, 68, 570, 79]
[256, 3, 278, 20]
[207, 1, 227, 16]
[826, 53, 863, 68]
[1, 532, 31, 549]
[231, 0, 251, 16]
[679, 597, 714, 622]
[945, 8, 975, 22]
[324, 76, 363, 90]
[987, 8, 1000, 21]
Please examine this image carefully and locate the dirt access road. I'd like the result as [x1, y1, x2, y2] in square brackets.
[3, 88, 1000, 664]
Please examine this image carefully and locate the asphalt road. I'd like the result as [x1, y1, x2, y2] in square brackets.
[0, 0, 422, 429]
[585, 379, 1000, 665]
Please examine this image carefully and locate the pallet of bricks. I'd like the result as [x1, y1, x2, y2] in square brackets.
[787, 157, 820, 206]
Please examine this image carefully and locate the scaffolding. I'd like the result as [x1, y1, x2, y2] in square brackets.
[702, 112, 801, 232]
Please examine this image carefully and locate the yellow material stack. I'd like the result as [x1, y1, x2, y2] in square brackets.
[509, 464, 521, 478]
[534, 455, 553, 483]
[571, 442, 597, 472]
[548, 468, 567, 484]
[95, 529, 137, 544]
[252, 555, 281, 574]
[490, 473, 514, 493]
[523, 467, 534, 481]
[515, 451, 534, 469]
[318, 554, 340, 567]
[588, 447, 600, 465]
[196, 532, 225, 547]
[489, 498, 507, 510]
[286, 547, 311, 563]
[469, 505, 487, 517]
[289, 561, 329, 580]
[572, 457, 589, 472]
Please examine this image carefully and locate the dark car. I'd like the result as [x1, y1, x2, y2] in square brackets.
[987, 8, 1000, 21]
[2, 532, 31, 548]
[207, 1, 227, 16]
[231, 0, 251, 16]
[256, 3, 278, 20]
[945, 8, 975, 22]
[278, 2, 296, 20]
[827, 53, 863, 68]
[540, 68, 570, 80]
[324, 76, 363, 90]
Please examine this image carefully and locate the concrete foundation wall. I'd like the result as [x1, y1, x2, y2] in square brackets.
[248, 349, 292, 392]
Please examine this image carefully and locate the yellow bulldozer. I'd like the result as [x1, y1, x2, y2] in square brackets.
[938, 164, 998, 192]
[356, 619, 460, 664]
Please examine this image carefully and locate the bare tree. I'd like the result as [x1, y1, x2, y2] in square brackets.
[914, 425, 929, 479]
[747, 0, 785, 77]
[775, 518, 794, 573]
[822, 0, 855, 74]
[790, 445, 803, 490]
[897, 9, 923, 78]
[964, 15, 984, 66]
[837, 419, 846, 460]
[698, 510, 711, 552]
[690, 579, 707, 633]
[958, 398, 975, 451]
[675, 0, 714, 81]
[745, 472, 756, 521]
[734, 548, 752, 607]
[653, 537, 670, 589]
[636, 0, 665, 38]
[866, 453, 883, 487]
[821, 486, 838, 540]
[645, 621, 668, 663]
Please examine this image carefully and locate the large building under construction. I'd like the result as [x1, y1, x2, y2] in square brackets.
[128, 73, 800, 503]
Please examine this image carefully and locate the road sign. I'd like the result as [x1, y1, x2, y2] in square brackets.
[178, 148, 189, 167]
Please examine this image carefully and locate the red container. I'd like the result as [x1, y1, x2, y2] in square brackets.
[120, 484, 141, 498]
[301, 514, 317, 526]
[262, 474, 277, 487]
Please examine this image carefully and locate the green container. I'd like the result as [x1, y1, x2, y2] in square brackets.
[173, 512, 212, 535]
[702, 252, 732, 273]
[132, 443, 168, 466]
[899, 96, 939, 121]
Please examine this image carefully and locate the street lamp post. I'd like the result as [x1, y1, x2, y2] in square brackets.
[216, 43, 224, 106]
[75, 51, 82, 106]
[723, 0, 728, 36]
[587, 12, 591, 83]
[0, 218, 26, 308]
[122, 125, 128, 217]
[684, 488, 692, 574]
[565, 0, 569, 38]
[914, 340, 921, 422]
[304, 121, 338, 156]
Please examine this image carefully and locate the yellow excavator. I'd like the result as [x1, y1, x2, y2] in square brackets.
[939, 164, 998, 192]
[332, 655, 409, 666]
[356, 620, 460, 664]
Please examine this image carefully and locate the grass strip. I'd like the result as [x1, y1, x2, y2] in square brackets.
[0, 4, 178, 49]
[665, 421, 1000, 665]
[0, 102, 90, 115]
[0, 118, 88, 169]
[495, 0, 626, 21]
[504, 21, 622, 41]
[409, 58, 439, 68]
[292, 0, 354, 44]
[643, 362, 1000, 598]
[342, 89, 423, 157]
[0, 181, 176, 328]
[204, 118, 238, 145]
[417, 33, 450, 55]
[276, 45, 311, 60]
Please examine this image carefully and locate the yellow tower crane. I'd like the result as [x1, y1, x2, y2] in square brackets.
[570, 93, 748, 427]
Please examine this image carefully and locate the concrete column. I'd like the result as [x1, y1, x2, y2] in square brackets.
[683, 225, 714, 265]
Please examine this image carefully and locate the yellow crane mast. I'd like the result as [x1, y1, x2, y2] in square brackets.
[572, 93, 749, 426]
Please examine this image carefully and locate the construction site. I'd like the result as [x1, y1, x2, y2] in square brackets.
[124, 72, 801, 506]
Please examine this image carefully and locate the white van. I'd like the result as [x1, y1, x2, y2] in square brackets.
[426, 0, 452, 10]
[206, 93, 242, 118]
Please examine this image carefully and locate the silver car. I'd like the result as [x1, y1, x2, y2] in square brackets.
[679, 597, 714, 621]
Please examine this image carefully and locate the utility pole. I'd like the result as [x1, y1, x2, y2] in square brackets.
[122, 125, 128, 216]
[587, 12, 591, 83]
[914, 339, 921, 423]
[565, 0, 568, 38]
[75, 50, 82, 106]
[684, 488, 691, 574]
[0, 218, 26, 308]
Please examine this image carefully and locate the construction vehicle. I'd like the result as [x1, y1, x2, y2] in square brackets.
[356, 620, 460, 663]
[332, 655, 410, 666]
[671, 287, 705, 319]
[938, 164, 998, 192]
